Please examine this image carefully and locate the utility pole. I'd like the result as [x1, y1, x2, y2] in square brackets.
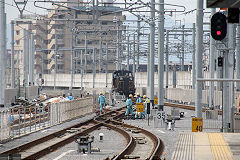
[223, 24, 234, 132]
[11, 20, 15, 88]
[81, 50, 83, 92]
[93, 48, 96, 88]
[0, 0, 5, 106]
[137, 16, 140, 72]
[70, 31, 74, 90]
[29, 33, 34, 86]
[17, 45, 20, 97]
[236, 25, 240, 91]
[157, 0, 164, 111]
[196, 0, 204, 118]
[116, 22, 120, 70]
[23, 29, 29, 98]
[54, 34, 58, 90]
[147, 34, 150, 90]
[41, 38, 44, 74]
[165, 30, 169, 89]
[209, 9, 216, 108]
[106, 43, 108, 88]
[133, 34, 136, 79]
[192, 23, 196, 89]
[85, 33, 88, 74]
[99, 23, 103, 73]
[127, 35, 130, 70]
[181, 25, 185, 71]
[149, 0, 155, 105]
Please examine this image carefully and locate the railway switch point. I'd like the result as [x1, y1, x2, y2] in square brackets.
[75, 135, 94, 154]
[179, 112, 184, 118]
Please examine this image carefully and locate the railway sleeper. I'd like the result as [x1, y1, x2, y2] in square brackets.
[131, 129, 141, 133]
[135, 139, 147, 144]
[133, 136, 145, 140]
[123, 155, 140, 159]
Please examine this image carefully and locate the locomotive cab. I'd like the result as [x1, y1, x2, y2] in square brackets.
[112, 70, 135, 97]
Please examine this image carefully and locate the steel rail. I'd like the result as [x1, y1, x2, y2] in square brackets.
[164, 102, 222, 115]
[109, 120, 164, 160]
[1, 106, 165, 159]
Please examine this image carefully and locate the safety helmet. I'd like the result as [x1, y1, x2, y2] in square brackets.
[129, 94, 133, 98]
[100, 92, 103, 95]
[136, 93, 140, 96]
[143, 95, 147, 99]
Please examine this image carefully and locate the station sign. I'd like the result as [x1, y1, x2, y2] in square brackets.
[192, 118, 203, 132]
[154, 97, 158, 104]
[136, 103, 144, 112]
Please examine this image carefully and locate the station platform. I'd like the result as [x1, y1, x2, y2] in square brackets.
[171, 132, 240, 160]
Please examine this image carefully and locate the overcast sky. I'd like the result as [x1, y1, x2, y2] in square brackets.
[5, 0, 208, 24]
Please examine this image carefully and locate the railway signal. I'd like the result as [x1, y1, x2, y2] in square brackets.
[211, 12, 227, 41]
[228, 8, 240, 23]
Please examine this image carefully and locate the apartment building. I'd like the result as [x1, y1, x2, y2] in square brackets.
[14, 0, 125, 77]
[47, 0, 125, 74]
[14, 15, 48, 79]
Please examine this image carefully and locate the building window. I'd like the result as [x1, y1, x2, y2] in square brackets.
[16, 40, 20, 45]
[102, 21, 108, 25]
[16, 30, 20, 35]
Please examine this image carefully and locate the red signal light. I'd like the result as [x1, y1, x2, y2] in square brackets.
[216, 31, 221, 35]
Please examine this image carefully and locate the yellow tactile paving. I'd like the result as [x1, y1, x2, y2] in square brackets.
[208, 133, 234, 160]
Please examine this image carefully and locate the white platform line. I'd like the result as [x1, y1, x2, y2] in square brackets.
[53, 150, 75, 160]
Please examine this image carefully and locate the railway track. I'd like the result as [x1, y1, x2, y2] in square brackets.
[0, 106, 164, 160]
[164, 102, 222, 115]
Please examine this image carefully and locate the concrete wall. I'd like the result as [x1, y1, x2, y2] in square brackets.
[4, 86, 39, 107]
[42, 71, 217, 89]
[5, 88, 18, 106]
[165, 88, 240, 107]
[26, 86, 39, 100]
[50, 97, 93, 125]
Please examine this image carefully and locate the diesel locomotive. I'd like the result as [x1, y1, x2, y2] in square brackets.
[112, 70, 135, 97]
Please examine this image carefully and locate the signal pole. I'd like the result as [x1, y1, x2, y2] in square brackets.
[209, 9, 216, 109]
[0, 0, 5, 106]
[192, 23, 196, 89]
[236, 25, 240, 91]
[149, 0, 155, 106]
[11, 20, 15, 88]
[196, 0, 204, 118]
[157, 0, 164, 111]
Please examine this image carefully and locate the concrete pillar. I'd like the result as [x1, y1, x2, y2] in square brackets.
[195, 0, 204, 118]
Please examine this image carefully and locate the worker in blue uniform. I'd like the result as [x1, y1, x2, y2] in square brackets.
[135, 93, 144, 119]
[66, 93, 74, 100]
[98, 92, 106, 114]
[125, 94, 133, 117]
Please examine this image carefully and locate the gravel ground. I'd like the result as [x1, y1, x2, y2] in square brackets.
[122, 106, 196, 160]
[40, 126, 126, 160]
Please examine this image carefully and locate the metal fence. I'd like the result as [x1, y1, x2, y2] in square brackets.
[166, 79, 240, 132]
[0, 97, 93, 142]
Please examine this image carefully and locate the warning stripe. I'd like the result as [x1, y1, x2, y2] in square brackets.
[208, 133, 234, 160]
